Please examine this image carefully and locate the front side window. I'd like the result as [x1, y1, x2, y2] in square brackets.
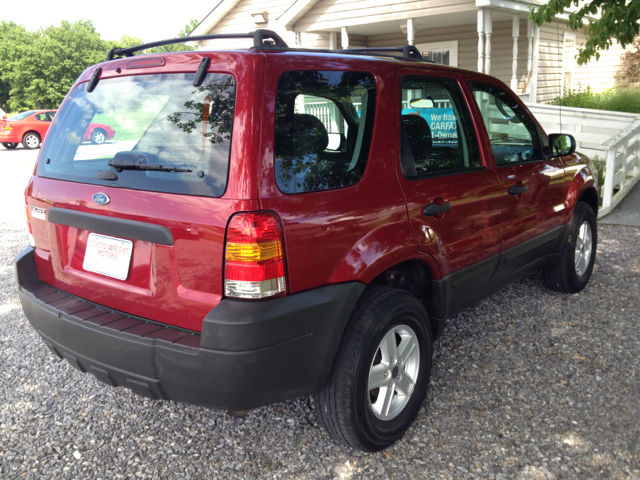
[468, 81, 542, 166]
[400, 76, 481, 177]
[274, 70, 376, 194]
[37, 73, 235, 197]
[34, 113, 49, 122]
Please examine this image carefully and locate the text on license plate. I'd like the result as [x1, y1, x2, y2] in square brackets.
[83, 233, 133, 280]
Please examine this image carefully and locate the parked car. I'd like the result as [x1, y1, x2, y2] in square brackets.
[0, 110, 115, 149]
[14, 31, 599, 452]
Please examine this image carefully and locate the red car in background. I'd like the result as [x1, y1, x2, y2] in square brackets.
[0, 110, 115, 149]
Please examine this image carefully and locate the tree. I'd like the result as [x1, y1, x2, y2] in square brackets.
[621, 35, 640, 85]
[147, 19, 200, 53]
[530, 0, 640, 65]
[2, 20, 109, 110]
[0, 22, 34, 111]
[111, 19, 200, 55]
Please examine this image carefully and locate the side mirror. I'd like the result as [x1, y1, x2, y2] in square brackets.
[409, 98, 434, 109]
[548, 133, 576, 157]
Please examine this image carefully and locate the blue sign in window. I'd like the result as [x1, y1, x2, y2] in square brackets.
[402, 108, 458, 144]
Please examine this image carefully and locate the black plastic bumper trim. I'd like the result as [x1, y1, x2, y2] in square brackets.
[47, 207, 174, 245]
[15, 246, 365, 410]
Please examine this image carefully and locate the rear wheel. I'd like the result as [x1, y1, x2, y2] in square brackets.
[2, 142, 18, 149]
[315, 287, 432, 451]
[90, 128, 106, 145]
[543, 201, 597, 293]
[22, 132, 40, 149]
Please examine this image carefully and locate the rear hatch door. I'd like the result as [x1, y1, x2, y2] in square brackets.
[27, 52, 263, 332]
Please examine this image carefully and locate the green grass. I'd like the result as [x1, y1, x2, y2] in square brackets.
[551, 86, 640, 114]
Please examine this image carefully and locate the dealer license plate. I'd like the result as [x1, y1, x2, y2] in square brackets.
[83, 233, 133, 280]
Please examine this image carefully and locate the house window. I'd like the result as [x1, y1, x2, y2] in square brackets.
[562, 32, 576, 94]
[415, 41, 458, 67]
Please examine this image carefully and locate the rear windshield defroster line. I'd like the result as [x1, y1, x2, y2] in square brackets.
[37, 73, 236, 198]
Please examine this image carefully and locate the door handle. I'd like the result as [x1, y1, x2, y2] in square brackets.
[508, 183, 528, 195]
[423, 202, 452, 216]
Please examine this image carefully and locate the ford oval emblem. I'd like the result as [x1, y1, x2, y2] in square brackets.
[92, 193, 110, 205]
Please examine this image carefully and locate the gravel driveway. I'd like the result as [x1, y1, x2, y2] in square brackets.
[1, 147, 639, 479]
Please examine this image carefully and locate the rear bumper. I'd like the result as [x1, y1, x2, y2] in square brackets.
[0, 133, 20, 143]
[15, 246, 365, 411]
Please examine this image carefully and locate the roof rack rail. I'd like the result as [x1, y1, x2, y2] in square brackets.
[334, 45, 425, 61]
[106, 29, 288, 61]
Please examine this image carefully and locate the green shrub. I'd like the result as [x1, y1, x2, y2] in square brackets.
[592, 156, 606, 192]
[550, 86, 640, 114]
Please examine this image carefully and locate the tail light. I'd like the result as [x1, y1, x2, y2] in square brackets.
[24, 188, 35, 247]
[224, 211, 287, 299]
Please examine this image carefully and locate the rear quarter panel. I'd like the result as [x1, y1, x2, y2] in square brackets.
[258, 54, 441, 292]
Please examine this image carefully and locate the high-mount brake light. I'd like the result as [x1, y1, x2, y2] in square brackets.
[224, 212, 287, 299]
[126, 57, 166, 69]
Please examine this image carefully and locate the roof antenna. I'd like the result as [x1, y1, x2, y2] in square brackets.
[557, 24, 562, 134]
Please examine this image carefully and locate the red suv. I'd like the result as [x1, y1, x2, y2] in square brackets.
[15, 31, 599, 451]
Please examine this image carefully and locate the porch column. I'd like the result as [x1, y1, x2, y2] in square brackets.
[329, 31, 338, 50]
[341, 27, 349, 49]
[527, 20, 534, 82]
[511, 17, 519, 91]
[407, 18, 415, 46]
[484, 10, 492, 75]
[477, 9, 484, 73]
[294, 32, 302, 47]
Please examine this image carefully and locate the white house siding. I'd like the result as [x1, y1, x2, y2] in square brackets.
[367, 19, 530, 93]
[574, 38, 627, 92]
[537, 21, 629, 103]
[293, 0, 477, 32]
[198, 0, 330, 50]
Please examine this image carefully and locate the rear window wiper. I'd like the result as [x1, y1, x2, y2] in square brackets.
[108, 159, 192, 173]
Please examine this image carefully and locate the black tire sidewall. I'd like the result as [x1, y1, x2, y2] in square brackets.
[351, 297, 432, 450]
[565, 204, 597, 291]
[2, 142, 18, 149]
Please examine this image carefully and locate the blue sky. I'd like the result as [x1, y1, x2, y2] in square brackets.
[2, 1, 213, 42]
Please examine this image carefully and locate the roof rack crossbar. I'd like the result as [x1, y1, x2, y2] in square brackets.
[106, 29, 288, 61]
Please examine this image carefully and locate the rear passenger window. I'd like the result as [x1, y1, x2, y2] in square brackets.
[401, 76, 481, 177]
[274, 71, 376, 194]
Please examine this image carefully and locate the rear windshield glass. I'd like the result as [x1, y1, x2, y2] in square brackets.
[274, 70, 377, 194]
[37, 73, 235, 197]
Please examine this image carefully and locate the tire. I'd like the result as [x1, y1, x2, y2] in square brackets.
[543, 201, 597, 293]
[314, 286, 433, 451]
[2, 142, 18, 149]
[22, 132, 40, 149]
[90, 129, 106, 145]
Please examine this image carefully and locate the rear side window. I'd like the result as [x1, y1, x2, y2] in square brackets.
[274, 70, 377, 194]
[37, 73, 235, 197]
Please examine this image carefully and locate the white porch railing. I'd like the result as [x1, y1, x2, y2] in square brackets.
[599, 119, 640, 218]
[526, 103, 640, 219]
